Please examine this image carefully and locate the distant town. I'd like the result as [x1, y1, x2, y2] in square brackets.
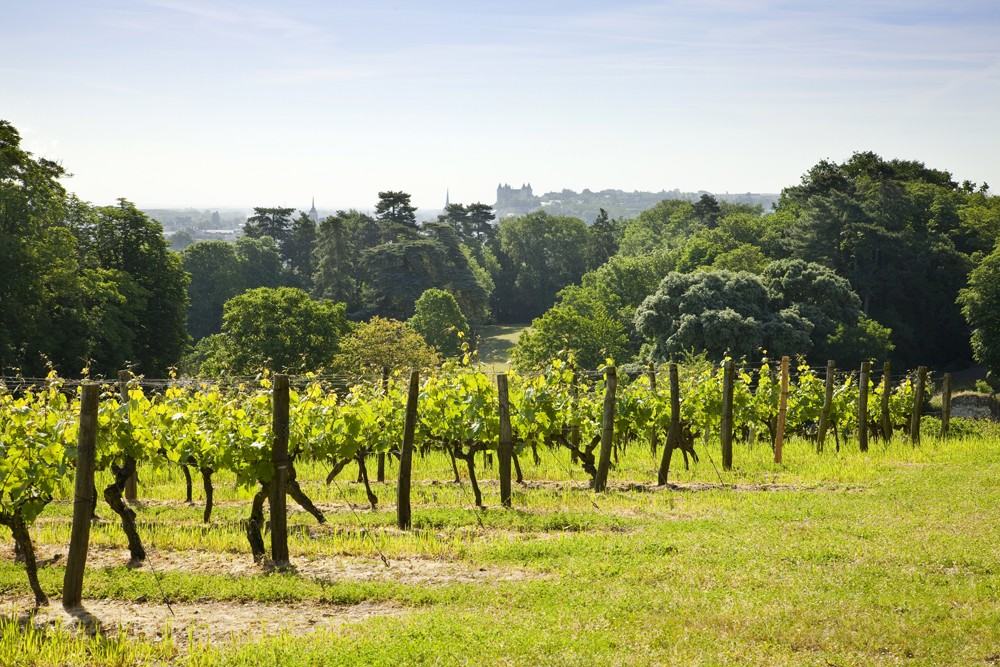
[148, 185, 779, 249]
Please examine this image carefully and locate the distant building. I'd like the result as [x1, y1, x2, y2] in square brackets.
[308, 197, 319, 223]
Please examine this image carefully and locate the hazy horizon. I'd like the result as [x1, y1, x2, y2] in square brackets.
[4, 0, 999, 210]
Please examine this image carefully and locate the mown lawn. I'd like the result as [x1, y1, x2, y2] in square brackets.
[2, 434, 999, 666]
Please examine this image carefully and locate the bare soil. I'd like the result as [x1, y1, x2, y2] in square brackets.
[6, 544, 540, 585]
[1, 596, 400, 646]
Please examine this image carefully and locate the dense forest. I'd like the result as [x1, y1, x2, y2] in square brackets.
[4, 119, 1000, 381]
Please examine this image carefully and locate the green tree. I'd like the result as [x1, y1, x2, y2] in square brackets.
[235, 236, 283, 289]
[959, 246, 1000, 388]
[284, 212, 317, 289]
[512, 286, 628, 370]
[193, 287, 349, 374]
[313, 211, 358, 306]
[331, 317, 439, 374]
[634, 271, 813, 361]
[408, 289, 470, 357]
[693, 193, 722, 227]
[243, 207, 295, 245]
[778, 152, 980, 365]
[375, 191, 418, 242]
[498, 211, 591, 320]
[182, 241, 241, 340]
[88, 199, 189, 375]
[587, 208, 621, 269]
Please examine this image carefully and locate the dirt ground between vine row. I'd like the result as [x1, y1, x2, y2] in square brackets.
[1, 596, 401, 647]
[6, 545, 541, 585]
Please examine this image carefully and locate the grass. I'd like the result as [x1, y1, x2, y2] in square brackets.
[2, 432, 1000, 665]
[475, 324, 528, 370]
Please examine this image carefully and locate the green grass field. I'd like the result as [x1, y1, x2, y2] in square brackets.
[2, 433, 1000, 666]
[475, 324, 528, 370]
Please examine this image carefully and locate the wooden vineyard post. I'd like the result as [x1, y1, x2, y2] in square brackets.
[816, 360, 835, 452]
[497, 374, 513, 508]
[119, 371, 138, 502]
[377, 366, 389, 483]
[774, 356, 790, 464]
[880, 362, 892, 441]
[910, 366, 927, 445]
[270, 374, 290, 567]
[63, 383, 99, 610]
[857, 361, 871, 452]
[658, 363, 681, 485]
[397, 370, 419, 529]
[941, 372, 953, 438]
[647, 362, 658, 456]
[720, 359, 735, 471]
[594, 366, 617, 492]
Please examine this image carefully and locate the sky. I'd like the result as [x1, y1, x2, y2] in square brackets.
[3, 0, 999, 211]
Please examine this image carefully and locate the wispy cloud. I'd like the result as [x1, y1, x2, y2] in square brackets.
[145, 0, 318, 38]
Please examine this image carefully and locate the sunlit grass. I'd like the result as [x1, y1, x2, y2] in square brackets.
[2, 432, 999, 665]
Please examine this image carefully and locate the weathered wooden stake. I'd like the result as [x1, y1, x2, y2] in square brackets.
[941, 372, 952, 438]
[858, 361, 871, 452]
[497, 374, 513, 508]
[658, 363, 681, 485]
[377, 366, 389, 482]
[63, 384, 99, 610]
[774, 356, 790, 464]
[817, 360, 835, 452]
[594, 366, 617, 492]
[270, 374, 290, 567]
[397, 370, 419, 529]
[119, 371, 138, 502]
[910, 366, 927, 445]
[720, 359, 735, 470]
[880, 361, 892, 441]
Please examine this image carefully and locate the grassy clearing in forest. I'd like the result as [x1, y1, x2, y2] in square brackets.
[2, 434, 999, 666]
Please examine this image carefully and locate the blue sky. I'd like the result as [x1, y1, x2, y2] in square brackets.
[3, 0, 999, 211]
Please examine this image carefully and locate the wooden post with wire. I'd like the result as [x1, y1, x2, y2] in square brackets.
[880, 361, 892, 441]
[119, 370, 138, 502]
[594, 366, 617, 492]
[941, 372, 952, 438]
[497, 373, 513, 508]
[774, 356, 790, 464]
[270, 374, 290, 567]
[397, 370, 419, 529]
[817, 360, 835, 452]
[910, 366, 927, 444]
[377, 366, 389, 482]
[858, 361, 871, 452]
[720, 359, 735, 470]
[63, 383, 99, 610]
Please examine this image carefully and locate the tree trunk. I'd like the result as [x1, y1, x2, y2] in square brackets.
[7, 514, 47, 606]
[103, 457, 145, 565]
[201, 467, 214, 523]
[356, 455, 378, 510]
[246, 483, 270, 562]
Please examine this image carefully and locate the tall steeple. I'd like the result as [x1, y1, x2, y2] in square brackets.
[445, 188, 450, 209]
[308, 197, 318, 223]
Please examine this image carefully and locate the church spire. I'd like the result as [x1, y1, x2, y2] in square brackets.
[308, 197, 318, 223]
[445, 188, 450, 208]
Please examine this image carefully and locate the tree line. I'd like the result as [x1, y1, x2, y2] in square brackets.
[4, 119, 1000, 383]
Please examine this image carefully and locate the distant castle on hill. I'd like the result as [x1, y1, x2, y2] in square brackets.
[493, 183, 779, 222]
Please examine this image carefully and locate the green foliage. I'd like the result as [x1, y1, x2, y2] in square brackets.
[408, 289, 470, 358]
[959, 245, 1000, 385]
[331, 317, 440, 375]
[375, 191, 418, 242]
[498, 211, 591, 320]
[512, 287, 628, 370]
[190, 288, 349, 374]
[182, 241, 241, 340]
